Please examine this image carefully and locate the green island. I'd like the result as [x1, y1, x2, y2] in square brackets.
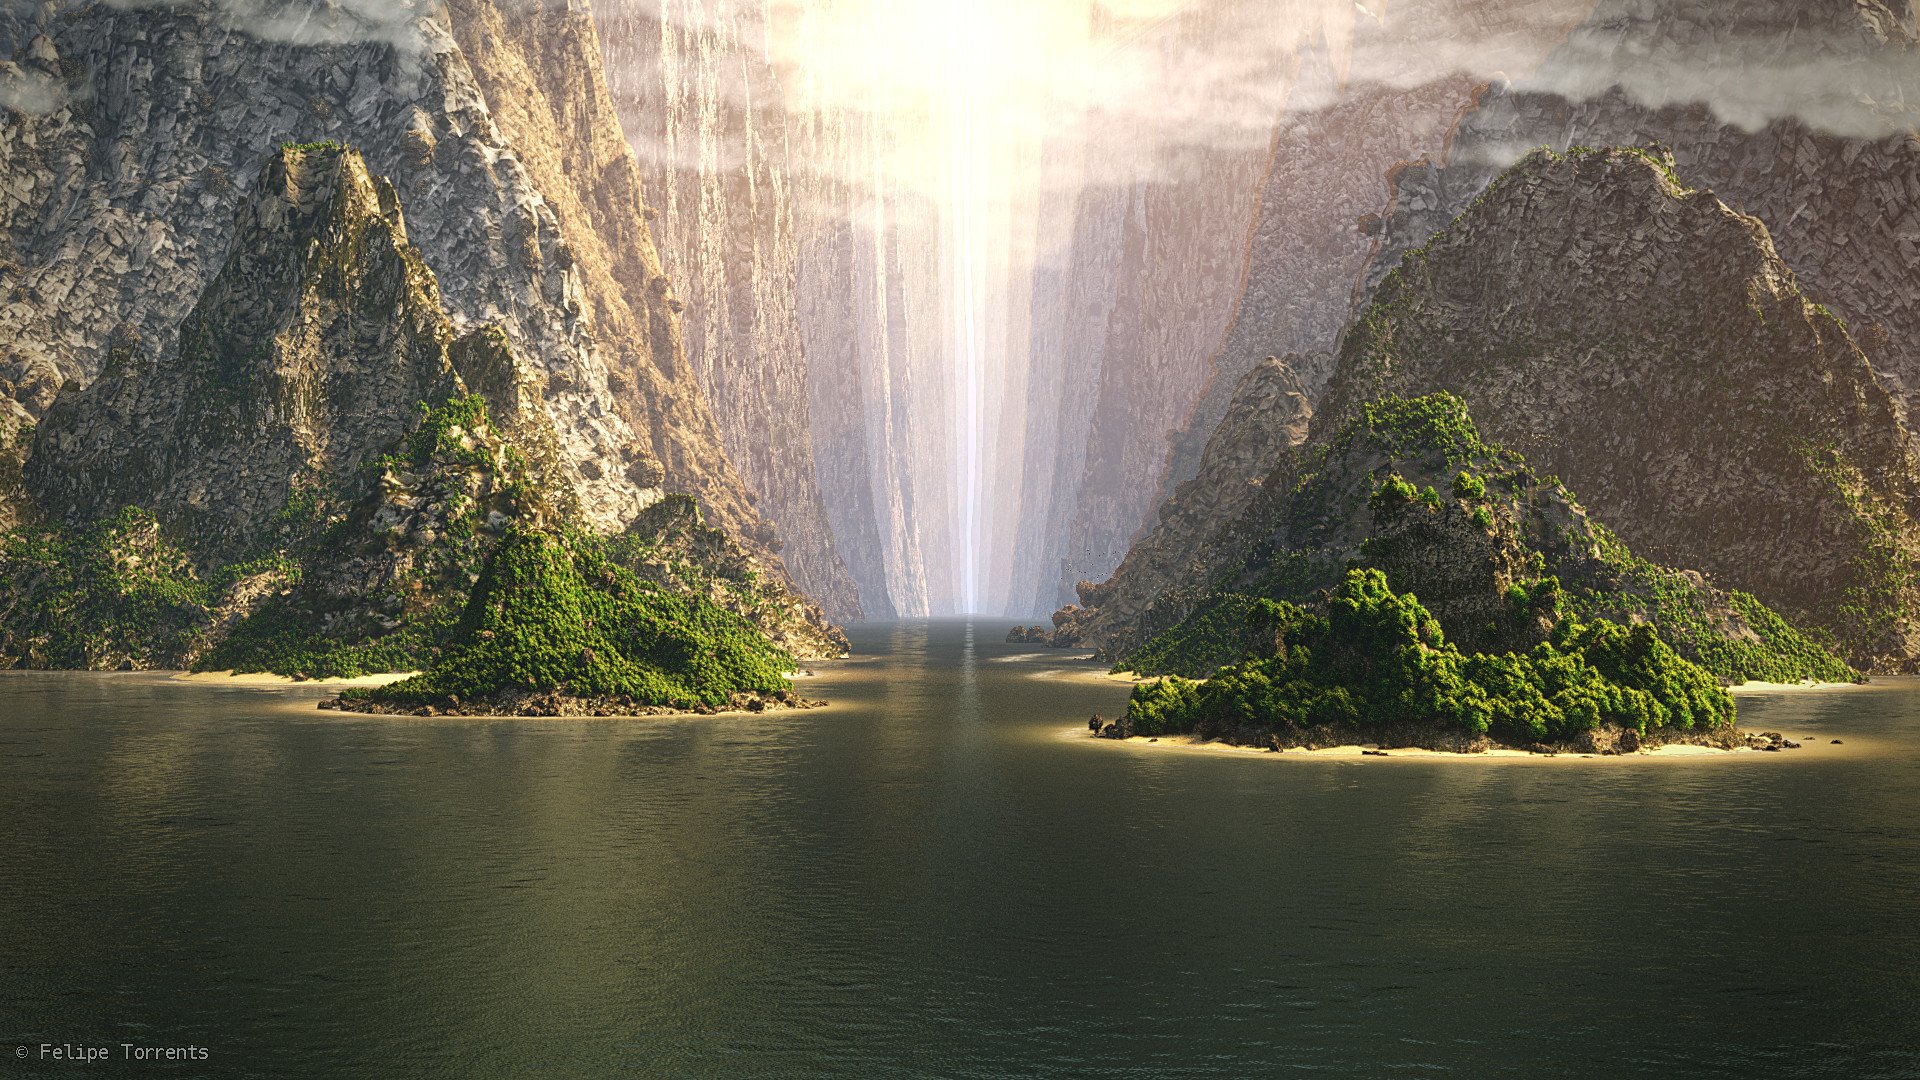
[1095, 393, 1854, 753]
[0, 392, 818, 718]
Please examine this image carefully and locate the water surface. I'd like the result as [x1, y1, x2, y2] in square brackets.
[2, 620, 1918, 1077]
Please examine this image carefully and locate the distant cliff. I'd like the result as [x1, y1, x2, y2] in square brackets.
[1367, 0, 1920, 411]
[596, 0, 958, 619]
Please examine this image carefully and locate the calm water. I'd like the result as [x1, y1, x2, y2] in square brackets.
[2, 620, 1919, 1078]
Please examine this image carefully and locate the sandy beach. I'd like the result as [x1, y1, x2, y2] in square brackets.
[172, 670, 419, 689]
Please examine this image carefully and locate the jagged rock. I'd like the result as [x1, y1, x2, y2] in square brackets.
[27, 144, 555, 564]
[1320, 148, 1920, 671]
[1367, 0, 1920, 422]
[0, 0, 821, 611]
[3, 143, 842, 673]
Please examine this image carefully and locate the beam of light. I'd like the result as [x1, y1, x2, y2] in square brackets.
[958, 87, 982, 613]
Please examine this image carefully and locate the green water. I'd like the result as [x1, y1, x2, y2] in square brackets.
[1, 620, 1917, 1077]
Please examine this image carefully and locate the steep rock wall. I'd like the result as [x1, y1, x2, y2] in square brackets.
[1366, 0, 1920, 409]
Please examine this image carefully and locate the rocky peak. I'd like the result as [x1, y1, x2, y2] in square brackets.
[1325, 146, 1920, 670]
[25, 142, 573, 567]
[1363, 0, 1920, 415]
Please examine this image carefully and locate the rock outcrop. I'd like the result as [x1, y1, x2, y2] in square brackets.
[27, 145, 520, 561]
[0, 0, 817, 589]
[1366, 0, 1920, 412]
[2, 142, 844, 674]
[1102, 393, 1854, 690]
[1322, 148, 1920, 671]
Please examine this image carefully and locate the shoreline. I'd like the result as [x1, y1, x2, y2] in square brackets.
[172, 669, 419, 689]
[1729, 678, 1867, 694]
[320, 688, 826, 719]
[1067, 727, 1852, 761]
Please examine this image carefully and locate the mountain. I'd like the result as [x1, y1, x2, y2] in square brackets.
[1055, 148, 1917, 674]
[0, 0, 813, 587]
[596, 0, 958, 619]
[1007, 0, 1591, 618]
[1368, 0, 1920, 410]
[1, 142, 843, 681]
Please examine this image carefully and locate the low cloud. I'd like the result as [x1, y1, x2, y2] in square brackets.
[0, 60, 67, 116]
[108, 0, 441, 54]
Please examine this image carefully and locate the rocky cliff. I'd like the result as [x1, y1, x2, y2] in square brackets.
[0, 0, 823, 592]
[27, 145, 524, 561]
[1055, 149, 1920, 674]
[595, 0, 960, 619]
[1322, 148, 1920, 671]
[1108, 392, 1855, 690]
[1, 142, 843, 673]
[590, 0, 863, 621]
[1009, 1, 1590, 618]
[1367, 0, 1920, 409]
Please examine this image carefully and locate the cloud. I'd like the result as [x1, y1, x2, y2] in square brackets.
[1519, 9, 1920, 141]
[0, 59, 67, 115]
[107, 0, 442, 54]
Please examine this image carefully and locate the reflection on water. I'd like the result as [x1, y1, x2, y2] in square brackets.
[1, 622, 1918, 1077]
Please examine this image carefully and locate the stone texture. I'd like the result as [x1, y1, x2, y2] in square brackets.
[595, 0, 956, 619]
[1322, 149, 1920, 671]
[1366, 0, 1920, 413]
[1049, 355, 1317, 657]
[591, 0, 863, 621]
[26, 145, 510, 563]
[1058, 149, 1920, 673]
[0, 0, 836, 606]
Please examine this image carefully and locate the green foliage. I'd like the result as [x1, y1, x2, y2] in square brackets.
[1132, 391, 1856, 687]
[1116, 593, 1286, 678]
[1124, 570, 1734, 745]
[350, 526, 794, 709]
[0, 508, 224, 668]
[1568, 525, 1861, 685]
[280, 140, 345, 154]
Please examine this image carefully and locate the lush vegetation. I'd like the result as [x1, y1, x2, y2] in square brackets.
[1120, 393, 1857, 690]
[0, 386, 805, 717]
[1569, 526, 1861, 686]
[1125, 569, 1733, 746]
[1118, 593, 1285, 678]
[0, 508, 292, 669]
[345, 525, 794, 710]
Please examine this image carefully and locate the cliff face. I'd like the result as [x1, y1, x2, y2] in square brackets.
[3, 143, 844, 671]
[589, 0, 861, 621]
[1322, 149, 1920, 671]
[443, 0, 865, 616]
[1367, 0, 1920, 407]
[0, 0, 825, 582]
[1057, 149, 1920, 673]
[593, 0, 958, 620]
[27, 146, 500, 562]
[1015, 146, 1270, 617]
[1008, 1, 1589, 618]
